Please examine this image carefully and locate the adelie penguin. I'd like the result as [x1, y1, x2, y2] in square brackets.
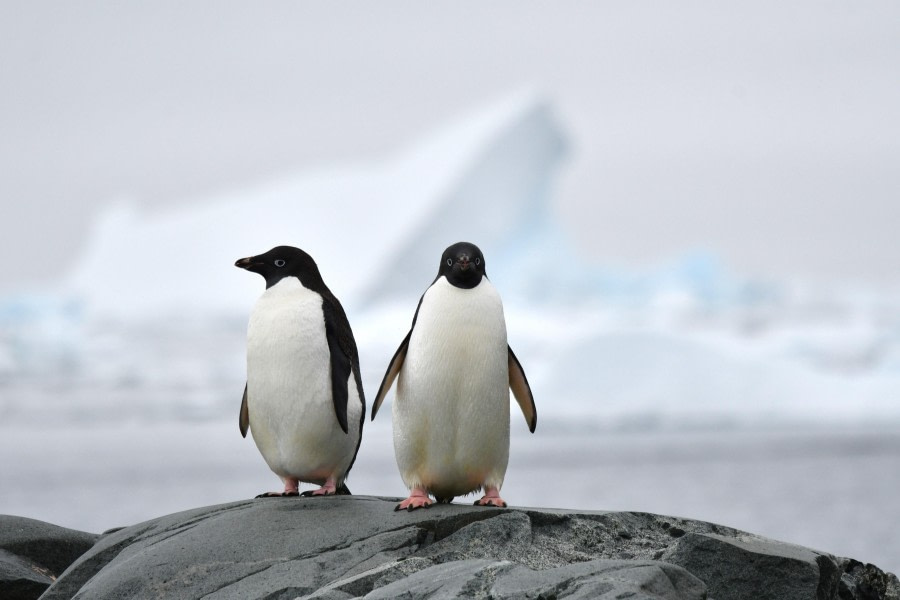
[236, 246, 365, 497]
[372, 241, 537, 510]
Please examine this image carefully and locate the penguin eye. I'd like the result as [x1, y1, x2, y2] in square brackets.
[475, 257, 481, 266]
[446, 258, 452, 267]
[274, 259, 286, 267]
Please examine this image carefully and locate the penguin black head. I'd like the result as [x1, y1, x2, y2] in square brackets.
[438, 241, 486, 289]
[235, 245, 324, 290]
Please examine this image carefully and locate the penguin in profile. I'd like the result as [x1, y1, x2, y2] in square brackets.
[236, 245, 365, 497]
[371, 241, 536, 510]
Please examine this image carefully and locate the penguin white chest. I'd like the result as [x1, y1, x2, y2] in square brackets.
[245, 278, 355, 482]
[393, 277, 510, 497]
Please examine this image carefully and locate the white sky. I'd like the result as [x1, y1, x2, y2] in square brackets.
[1, 1, 898, 289]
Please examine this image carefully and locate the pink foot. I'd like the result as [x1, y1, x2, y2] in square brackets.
[255, 477, 300, 498]
[302, 477, 338, 497]
[283, 478, 300, 495]
[395, 488, 433, 511]
[474, 487, 507, 508]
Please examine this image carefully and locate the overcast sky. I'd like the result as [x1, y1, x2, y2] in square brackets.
[2, 1, 898, 291]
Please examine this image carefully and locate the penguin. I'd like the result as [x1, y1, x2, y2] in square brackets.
[371, 241, 536, 511]
[235, 245, 365, 497]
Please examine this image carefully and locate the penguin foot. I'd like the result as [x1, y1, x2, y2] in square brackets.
[474, 487, 507, 508]
[255, 477, 301, 498]
[395, 488, 433, 511]
[301, 487, 335, 497]
[283, 478, 300, 496]
[474, 497, 507, 508]
[255, 491, 299, 498]
[300, 477, 340, 497]
[300, 489, 330, 497]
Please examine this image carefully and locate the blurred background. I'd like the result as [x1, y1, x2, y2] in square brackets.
[1, 1, 899, 574]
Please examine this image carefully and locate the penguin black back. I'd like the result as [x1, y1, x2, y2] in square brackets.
[236, 245, 365, 468]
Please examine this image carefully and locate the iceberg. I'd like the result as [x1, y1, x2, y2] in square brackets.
[65, 90, 567, 319]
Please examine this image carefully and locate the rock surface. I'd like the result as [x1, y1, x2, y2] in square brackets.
[0, 515, 99, 600]
[5, 496, 897, 600]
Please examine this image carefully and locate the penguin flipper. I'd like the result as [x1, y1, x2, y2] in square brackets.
[239, 383, 249, 438]
[508, 345, 537, 433]
[371, 330, 411, 420]
[323, 301, 352, 434]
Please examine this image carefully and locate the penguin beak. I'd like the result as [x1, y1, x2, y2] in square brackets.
[457, 255, 470, 271]
[235, 256, 259, 270]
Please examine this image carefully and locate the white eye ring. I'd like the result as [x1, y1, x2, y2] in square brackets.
[274, 259, 286, 267]
[475, 257, 481, 265]
[446, 258, 452, 266]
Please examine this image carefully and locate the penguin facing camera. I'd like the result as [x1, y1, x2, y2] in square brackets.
[236, 245, 365, 497]
[372, 241, 536, 510]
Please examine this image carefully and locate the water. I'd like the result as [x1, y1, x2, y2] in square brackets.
[3, 290, 899, 578]
[2, 417, 897, 575]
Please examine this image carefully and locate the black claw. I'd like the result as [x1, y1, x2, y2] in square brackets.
[473, 499, 507, 508]
[300, 490, 337, 498]
[394, 504, 402, 512]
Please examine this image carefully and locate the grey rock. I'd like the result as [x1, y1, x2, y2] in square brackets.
[0, 548, 54, 600]
[361, 559, 517, 600]
[491, 558, 707, 600]
[40, 497, 490, 600]
[0, 515, 99, 576]
[663, 531, 842, 600]
[26, 496, 899, 600]
[838, 559, 900, 600]
[0, 515, 98, 600]
[418, 511, 533, 564]
[365, 558, 707, 600]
